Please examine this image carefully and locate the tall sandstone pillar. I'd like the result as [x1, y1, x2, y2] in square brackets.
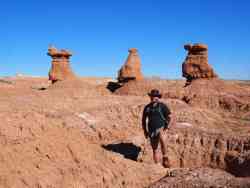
[47, 46, 76, 83]
[118, 48, 143, 83]
[182, 43, 217, 84]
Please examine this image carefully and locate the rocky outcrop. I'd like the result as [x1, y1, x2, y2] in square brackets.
[114, 78, 250, 115]
[180, 44, 249, 113]
[182, 43, 217, 84]
[149, 168, 250, 188]
[114, 79, 185, 97]
[1, 77, 250, 187]
[48, 46, 76, 83]
[0, 109, 165, 188]
[181, 79, 250, 114]
[140, 126, 250, 177]
[118, 48, 143, 83]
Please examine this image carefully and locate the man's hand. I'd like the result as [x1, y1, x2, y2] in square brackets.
[169, 114, 176, 128]
[144, 131, 149, 139]
[163, 126, 169, 132]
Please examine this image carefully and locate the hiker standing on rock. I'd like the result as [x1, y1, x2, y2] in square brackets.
[142, 89, 171, 167]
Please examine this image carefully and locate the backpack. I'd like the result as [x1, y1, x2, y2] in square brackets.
[146, 102, 170, 125]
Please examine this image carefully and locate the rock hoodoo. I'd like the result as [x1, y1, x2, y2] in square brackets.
[182, 43, 217, 84]
[118, 48, 143, 83]
[47, 46, 76, 83]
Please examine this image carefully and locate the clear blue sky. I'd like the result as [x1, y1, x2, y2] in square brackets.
[1, 0, 250, 79]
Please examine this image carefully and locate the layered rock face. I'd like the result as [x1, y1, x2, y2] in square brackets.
[118, 48, 143, 83]
[182, 44, 217, 84]
[141, 126, 250, 177]
[48, 47, 76, 83]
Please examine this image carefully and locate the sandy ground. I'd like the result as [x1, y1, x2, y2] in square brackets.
[0, 76, 249, 187]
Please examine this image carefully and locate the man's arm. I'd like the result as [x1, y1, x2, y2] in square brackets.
[162, 104, 171, 129]
[142, 107, 148, 138]
[168, 113, 176, 129]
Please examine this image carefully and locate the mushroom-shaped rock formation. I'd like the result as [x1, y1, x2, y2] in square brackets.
[48, 46, 76, 83]
[182, 43, 217, 84]
[118, 48, 143, 83]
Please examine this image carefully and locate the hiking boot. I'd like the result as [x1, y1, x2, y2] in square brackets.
[162, 156, 170, 168]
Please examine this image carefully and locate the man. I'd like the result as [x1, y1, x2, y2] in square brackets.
[142, 89, 171, 167]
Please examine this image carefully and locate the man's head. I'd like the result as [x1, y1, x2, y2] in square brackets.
[148, 89, 162, 102]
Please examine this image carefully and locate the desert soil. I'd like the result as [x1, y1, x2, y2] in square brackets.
[0, 76, 249, 188]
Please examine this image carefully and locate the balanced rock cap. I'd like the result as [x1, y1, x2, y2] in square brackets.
[128, 48, 138, 53]
[184, 43, 208, 52]
[47, 47, 72, 58]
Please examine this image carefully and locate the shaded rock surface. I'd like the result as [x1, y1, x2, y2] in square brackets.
[225, 150, 250, 177]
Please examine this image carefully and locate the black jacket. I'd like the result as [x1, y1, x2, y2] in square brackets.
[142, 102, 171, 135]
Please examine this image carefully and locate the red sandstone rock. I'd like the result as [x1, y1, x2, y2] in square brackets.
[181, 79, 250, 114]
[48, 46, 76, 83]
[139, 125, 250, 177]
[0, 77, 249, 187]
[118, 48, 143, 83]
[149, 168, 250, 188]
[182, 43, 217, 84]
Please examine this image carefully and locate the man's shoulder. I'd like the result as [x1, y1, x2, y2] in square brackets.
[144, 103, 151, 109]
[159, 102, 171, 112]
[144, 102, 167, 107]
[143, 103, 153, 113]
[158, 102, 168, 108]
